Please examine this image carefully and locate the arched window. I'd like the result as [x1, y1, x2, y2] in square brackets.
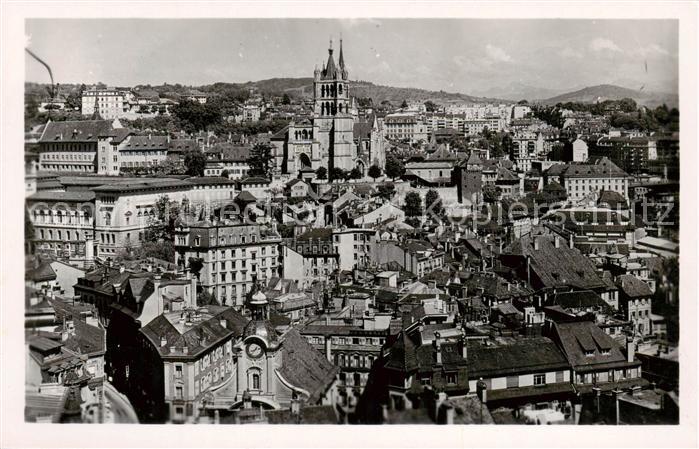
[339, 84, 343, 95]
[332, 103, 337, 115]
[338, 104, 343, 113]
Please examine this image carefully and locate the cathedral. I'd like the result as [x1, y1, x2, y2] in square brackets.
[271, 39, 386, 178]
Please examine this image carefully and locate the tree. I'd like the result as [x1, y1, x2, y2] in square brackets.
[137, 240, 176, 263]
[197, 290, 218, 307]
[385, 154, 405, 180]
[148, 195, 182, 241]
[377, 184, 395, 201]
[404, 191, 423, 217]
[171, 99, 222, 132]
[247, 143, 273, 178]
[424, 100, 438, 112]
[282, 93, 291, 105]
[315, 166, 327, 180]
[64, 91, 81, 111]
[349, 167, 363, 180]
[220, 169, 230, 179]
[330, 167, 347, 182]
[483, 185, 501, 204]
[183, 148, 206, 177]
[401, 99, 409, 109]
[368, 164, 382, 181]
[425, 189, 444, 218]
[188, 257, 204, 278]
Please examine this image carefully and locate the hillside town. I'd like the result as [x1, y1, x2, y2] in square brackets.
[24, 38, 680, 426]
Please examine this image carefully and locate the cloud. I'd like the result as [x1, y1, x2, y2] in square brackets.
[559, 46, 583, 59]
[590, 38, 622, 53]
[485, 44, 512, 63]
[633, 44, 671, 57]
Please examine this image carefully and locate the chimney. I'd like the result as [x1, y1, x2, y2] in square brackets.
[534, 237, 540, 251]
[461, 337, 468, 359]
[626, 336, 635, 363]
[569, 233, 574, 249]
[219, 318, 227, 329]
[160, 336, 167, 347]
[554, 236, 560, 248]
[434, 332, 443, 365]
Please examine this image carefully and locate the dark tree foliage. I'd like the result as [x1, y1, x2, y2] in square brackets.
[424, 100, 438, 112]
[315, 166, 327, 180]
[425, 189, 444, 217]
[368, 164, 382, 180]
[385, 154, 405, 180]
[349, 167, 363, 180]
[247, 143, 274, 178]
[183, 148, 207, 177]
[377, 184, 395, 201]
[171, 99, 222, 132]
[330, 167, 348, 182]
[404, 191, 423, 217]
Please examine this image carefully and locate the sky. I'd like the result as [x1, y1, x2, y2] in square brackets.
[25, 19, 679, 96]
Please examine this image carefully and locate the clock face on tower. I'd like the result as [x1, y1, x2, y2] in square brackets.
[246, 342, 264, 359]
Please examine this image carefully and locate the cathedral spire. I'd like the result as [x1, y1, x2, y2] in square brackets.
[338, 36, 346, 78]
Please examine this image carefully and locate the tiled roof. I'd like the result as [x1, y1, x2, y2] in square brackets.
[553, 290, 608, 310]
[26, 263, 56, 282]
[616, 275, 653, 298]
[277, 328, 339, 403]
[140, 307, 248, 358]
[123, 135, 169, 150]
[552, 320, 631, 370]
[468, 337, 569, 378]
[27, 191, 95, 203]
[505, 235, 605, 290]
[39, 120, 116, 143]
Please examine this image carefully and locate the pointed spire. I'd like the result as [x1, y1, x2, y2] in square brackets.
[338, 36, 347, 79]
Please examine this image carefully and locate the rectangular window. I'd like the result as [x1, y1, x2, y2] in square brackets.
[506, 376, 519, 388]
[175, 364, 183, 379]
[175, 386, 183, 399]
[534, 374, 546, 386]
[445, 372, 458, 385]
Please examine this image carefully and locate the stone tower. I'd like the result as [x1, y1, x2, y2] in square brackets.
[457, 151, 483, 205]
[312, 38, 355, 173]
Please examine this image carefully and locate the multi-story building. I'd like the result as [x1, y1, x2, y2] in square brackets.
[282, 228, 339, 289]
[26, 190, 96, 263]
[374, 239, 444, 278]
[384, 113, 429, 143]
[545, 157, 631, 202]
[463, 115, 503, 135]
[81, 88, 128, 119]
[37, 119, 130, 174]
[590, 136, 654, 175]
[332, 228, 378, 271]
[174, 221, 282, 307]
[118, 135, 170, 171]
[92, 178, 192, 258]
[616, 274, 653, 337]
[300, 312, 392, 418]
[547, 320, 646, 394]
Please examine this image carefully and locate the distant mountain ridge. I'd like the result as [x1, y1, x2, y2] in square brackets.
[236, 77, 505, 105]
[538, 84, 678, 108]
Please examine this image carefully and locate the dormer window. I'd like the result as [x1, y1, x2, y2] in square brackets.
[584, 350, 595, 357]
